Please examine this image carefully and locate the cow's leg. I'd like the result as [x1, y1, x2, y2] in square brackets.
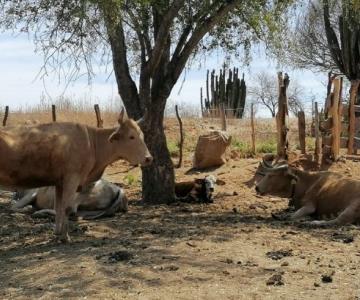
[54, 177, 79, 242]
[290, 202, 316, 220]
[309, 205, 358, 227]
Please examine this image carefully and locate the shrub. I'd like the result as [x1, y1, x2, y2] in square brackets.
[167, 139, 179, 157]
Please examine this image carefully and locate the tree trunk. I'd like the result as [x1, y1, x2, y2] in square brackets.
[141, 99, 175, 203]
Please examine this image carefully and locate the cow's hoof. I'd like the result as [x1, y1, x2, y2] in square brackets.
[54, 234, 71, 244]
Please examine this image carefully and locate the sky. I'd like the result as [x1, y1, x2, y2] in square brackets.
[0, 32, 328, 117]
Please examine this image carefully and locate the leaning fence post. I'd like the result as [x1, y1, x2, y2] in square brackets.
[2, 106, 9, 126]
[94, 104, 103, 128]
[52, 104, 57, 122]
[298, 111, 306, 154]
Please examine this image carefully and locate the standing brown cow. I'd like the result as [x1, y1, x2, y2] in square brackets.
[0, 108, 152, 241]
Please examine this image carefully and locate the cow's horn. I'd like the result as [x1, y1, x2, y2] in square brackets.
[262, 158, 274, 168]
[260, 163, 288, 172]
[136, 117, 144, 126]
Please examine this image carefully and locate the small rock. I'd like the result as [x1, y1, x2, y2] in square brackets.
[314, 282, 320, 287]
[232, 207, 239, 213]
[266, 250, 293, 260]
[107, 251, 134, 263]
[165, 265, 179, 271]
[233, 191, 238, 196]
[321, 275, 333, 283]
[331, 232, 354, 244]
[281, 261, 289, 267]
[186, 242, 197, 248]
[266, 274, 284, 286]
[223, 270, 230, 275]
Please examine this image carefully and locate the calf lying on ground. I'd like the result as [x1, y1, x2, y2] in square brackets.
[175, 175, 222, 203]
[255, 158, 360, 226]
[12, 179, 128, 220]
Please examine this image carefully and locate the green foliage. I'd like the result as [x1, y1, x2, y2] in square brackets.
[167, 139, 179, 157]
[124, 174, 139, 186]
[232, 137, 276, 156]
[232, 139, 253, 157]
[256, 140, 277, 154]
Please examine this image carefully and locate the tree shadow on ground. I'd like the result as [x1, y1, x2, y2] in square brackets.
[0, 196, 357, 298]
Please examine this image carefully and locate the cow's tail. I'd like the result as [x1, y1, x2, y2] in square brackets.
[11, 190, 37, 210]
[81, 189, 127, 220]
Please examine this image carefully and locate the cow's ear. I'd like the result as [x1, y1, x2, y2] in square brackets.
[118, 107, 128, 125]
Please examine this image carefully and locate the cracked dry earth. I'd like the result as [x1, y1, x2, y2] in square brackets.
[1, 157, 360, 300]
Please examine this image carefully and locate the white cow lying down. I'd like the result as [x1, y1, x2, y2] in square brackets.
[12, 179, 128, 220]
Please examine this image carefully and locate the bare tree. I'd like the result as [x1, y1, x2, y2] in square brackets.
[250, 72, 306, 117]
[250, 72, 278, 117]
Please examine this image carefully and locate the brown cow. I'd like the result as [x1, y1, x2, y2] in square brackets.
[0, 108, 152, 241]
[12, 179, 128, 219]
[255, 159, 360, 226]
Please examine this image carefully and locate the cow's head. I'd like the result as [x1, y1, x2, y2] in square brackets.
[194, 175, 222, 203]
[255, 158, 298, 198]
[109, 108, 153, 167]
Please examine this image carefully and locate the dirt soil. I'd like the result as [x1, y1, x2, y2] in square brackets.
[1, 118, 360, 299]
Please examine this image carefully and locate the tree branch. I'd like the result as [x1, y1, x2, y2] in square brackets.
[323, 0, 345, 74]
[148, 0, 185, 76]
[167, 0, 239, 86]
[106, 19, 142, 118]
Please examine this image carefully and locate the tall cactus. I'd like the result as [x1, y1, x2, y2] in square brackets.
[201, 67, 246, 118]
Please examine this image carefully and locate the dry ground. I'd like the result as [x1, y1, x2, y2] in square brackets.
[1, 116, 360, 299]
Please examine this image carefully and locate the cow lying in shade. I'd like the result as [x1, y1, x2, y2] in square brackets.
[175, 175, 224, 203]
[12, 179, 128, 220]
[255, 158, 360, 226]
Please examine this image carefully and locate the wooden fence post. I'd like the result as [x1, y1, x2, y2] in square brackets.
[348, 80, 360, 154]
[251, 103, 256, 154]
[276, 72, 289, 159]
[200, 87, 204, 117]
[314, 102, 321, 163]
[221, 104, 227, 131]
[94, 104, 103, 128]
[331, 78, 341, 160]
[175, 105, 184, 168]
[52, 104, 56, 122]
[298, 111, 306, 154]
[2, 106, 9, 126]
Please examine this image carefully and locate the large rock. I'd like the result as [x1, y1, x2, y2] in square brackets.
[193, 131, 232, 169]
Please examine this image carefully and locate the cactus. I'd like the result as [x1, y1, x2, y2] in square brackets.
[201, 67, 246, 118]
